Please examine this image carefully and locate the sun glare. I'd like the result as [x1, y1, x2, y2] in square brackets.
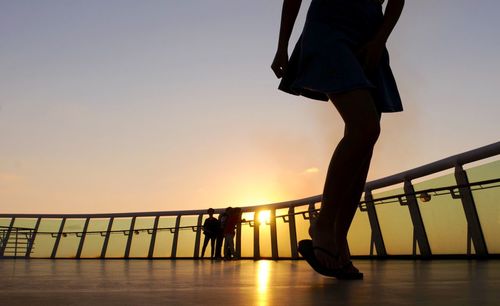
[258, 211, 271, 225]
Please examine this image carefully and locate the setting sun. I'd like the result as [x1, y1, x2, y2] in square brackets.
[258, 210, 271, 225]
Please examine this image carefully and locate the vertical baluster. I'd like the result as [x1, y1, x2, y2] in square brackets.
[148, 216, 160, 258]
[26, 218, 41, 258]
[76, 218, 90, 259]
[236, 215, 242, 259]
[100, 217, 114, 258]
[0, 218, 15, 257]
[51, 218, 66, 259]
[455, 165, 488, 257]
[270, 209, 278, 259]
[171, 215, 181, 258]
[193, 214, 203, 258]
[124, 216, 136, 258]
[14, 228, 19, 257]
[404, 180, 431, 258]
[253, 212, 260, 260]
[288, 207, 298, 259]
[364, 191, 387, 256]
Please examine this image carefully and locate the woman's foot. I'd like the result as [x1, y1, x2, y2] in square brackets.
[298, 240, 363, 279]
[308, 216, 340, 270]
[309, 216, 361, 273]
[337, 239, 360, 274]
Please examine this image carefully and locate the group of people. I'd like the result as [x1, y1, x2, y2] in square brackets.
[201, 207, 242, 260]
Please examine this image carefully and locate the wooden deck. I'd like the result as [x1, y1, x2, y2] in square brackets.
[1, 259, 499, 305]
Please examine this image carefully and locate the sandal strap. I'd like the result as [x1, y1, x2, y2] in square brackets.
[312, 246, 340, 260]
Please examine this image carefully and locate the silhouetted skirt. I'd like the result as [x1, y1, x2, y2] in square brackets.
[279, 0, 403, 112]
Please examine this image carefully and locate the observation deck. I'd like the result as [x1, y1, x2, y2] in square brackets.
[1, 141, 499, 305]
[1, 259, 499, 305]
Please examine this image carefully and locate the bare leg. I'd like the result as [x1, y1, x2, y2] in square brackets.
[337, 149, 374, 266]
[201, 235, 210, 258]
[210, 237, 216, 259]
[310, 89, 380, 270]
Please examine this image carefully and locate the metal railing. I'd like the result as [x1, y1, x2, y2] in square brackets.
[0, 141, 499, 259]
[0, 226, 35, 258]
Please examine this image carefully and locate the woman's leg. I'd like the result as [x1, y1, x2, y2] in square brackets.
[223, 234, 230, 259]
[337, 149, 375, 266]
[210, 236, 216, 258]
[201, 235, 210, 258]
[311, 89, 380, 270]
[227, 234, 236, 258]
[215, 233, 224, 259]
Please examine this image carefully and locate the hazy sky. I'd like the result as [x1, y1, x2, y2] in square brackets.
[1, 0, 499, 213]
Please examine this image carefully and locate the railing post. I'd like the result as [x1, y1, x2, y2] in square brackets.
[455, 165, 488, 257]
[254, 212, 260, 260]
[467, 227, 472, 256]
[0, 218, 15, 257]
[270, 209, 278, 259]
[412, 228, 417, 256]
[124, 216, 136, 258]
[148, 216, 160, 258]
[51, 218, 66, 259]
[0, 229, 4, 252]
[100, 217, 114, 258]
[76, 218, 90, 259]
[370, 231, 375, 256]
[26, 218, 41, 258]
[364, 191, 387, 256]
[308, 203, 316, 225]
[14, 228, 19, 257]
[193, 214, 203, 258]
[171, 215, 181, 258]
[404, 180, 431, 257]
[236, 217, 242, 259]
[288, 207, 298, 259]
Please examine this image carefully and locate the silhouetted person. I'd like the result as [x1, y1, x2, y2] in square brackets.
[272, 0, 405, 279]
[201, 208, 220, 259]
[223, 207, 241, 260]
[214, 207, 231, 260]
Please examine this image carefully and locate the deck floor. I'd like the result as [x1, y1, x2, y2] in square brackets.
[1, 259, 499, 305]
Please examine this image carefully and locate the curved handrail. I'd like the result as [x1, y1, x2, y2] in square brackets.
[365, 141, 500, 191]
[6, 177, 499, 237]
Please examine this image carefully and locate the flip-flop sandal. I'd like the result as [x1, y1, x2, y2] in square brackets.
[335, 261, 364, 280]
[298, 240, 363, 280]
[298, 239, 339, 277]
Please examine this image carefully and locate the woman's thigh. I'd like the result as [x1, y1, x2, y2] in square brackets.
[328, 89, 380, 129]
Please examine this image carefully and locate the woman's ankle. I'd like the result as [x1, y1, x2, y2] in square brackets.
[335, 238, 350, 263]
[314, 215, 334, 232]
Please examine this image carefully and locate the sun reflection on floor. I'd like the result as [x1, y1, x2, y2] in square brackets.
[256, 260, 271, 306]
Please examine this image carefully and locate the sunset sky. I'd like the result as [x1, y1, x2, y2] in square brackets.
[1, 0, 499, 213]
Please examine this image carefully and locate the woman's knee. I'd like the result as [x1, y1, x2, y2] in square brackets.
[345, 118, 380, 147]
[364, 118, 381, 143]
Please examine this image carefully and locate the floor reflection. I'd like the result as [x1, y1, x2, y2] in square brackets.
[256, 260, 271, 306]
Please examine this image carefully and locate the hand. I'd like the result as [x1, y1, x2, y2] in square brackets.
[357, 38, 385, 73]
[271, 48, 289, 79]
